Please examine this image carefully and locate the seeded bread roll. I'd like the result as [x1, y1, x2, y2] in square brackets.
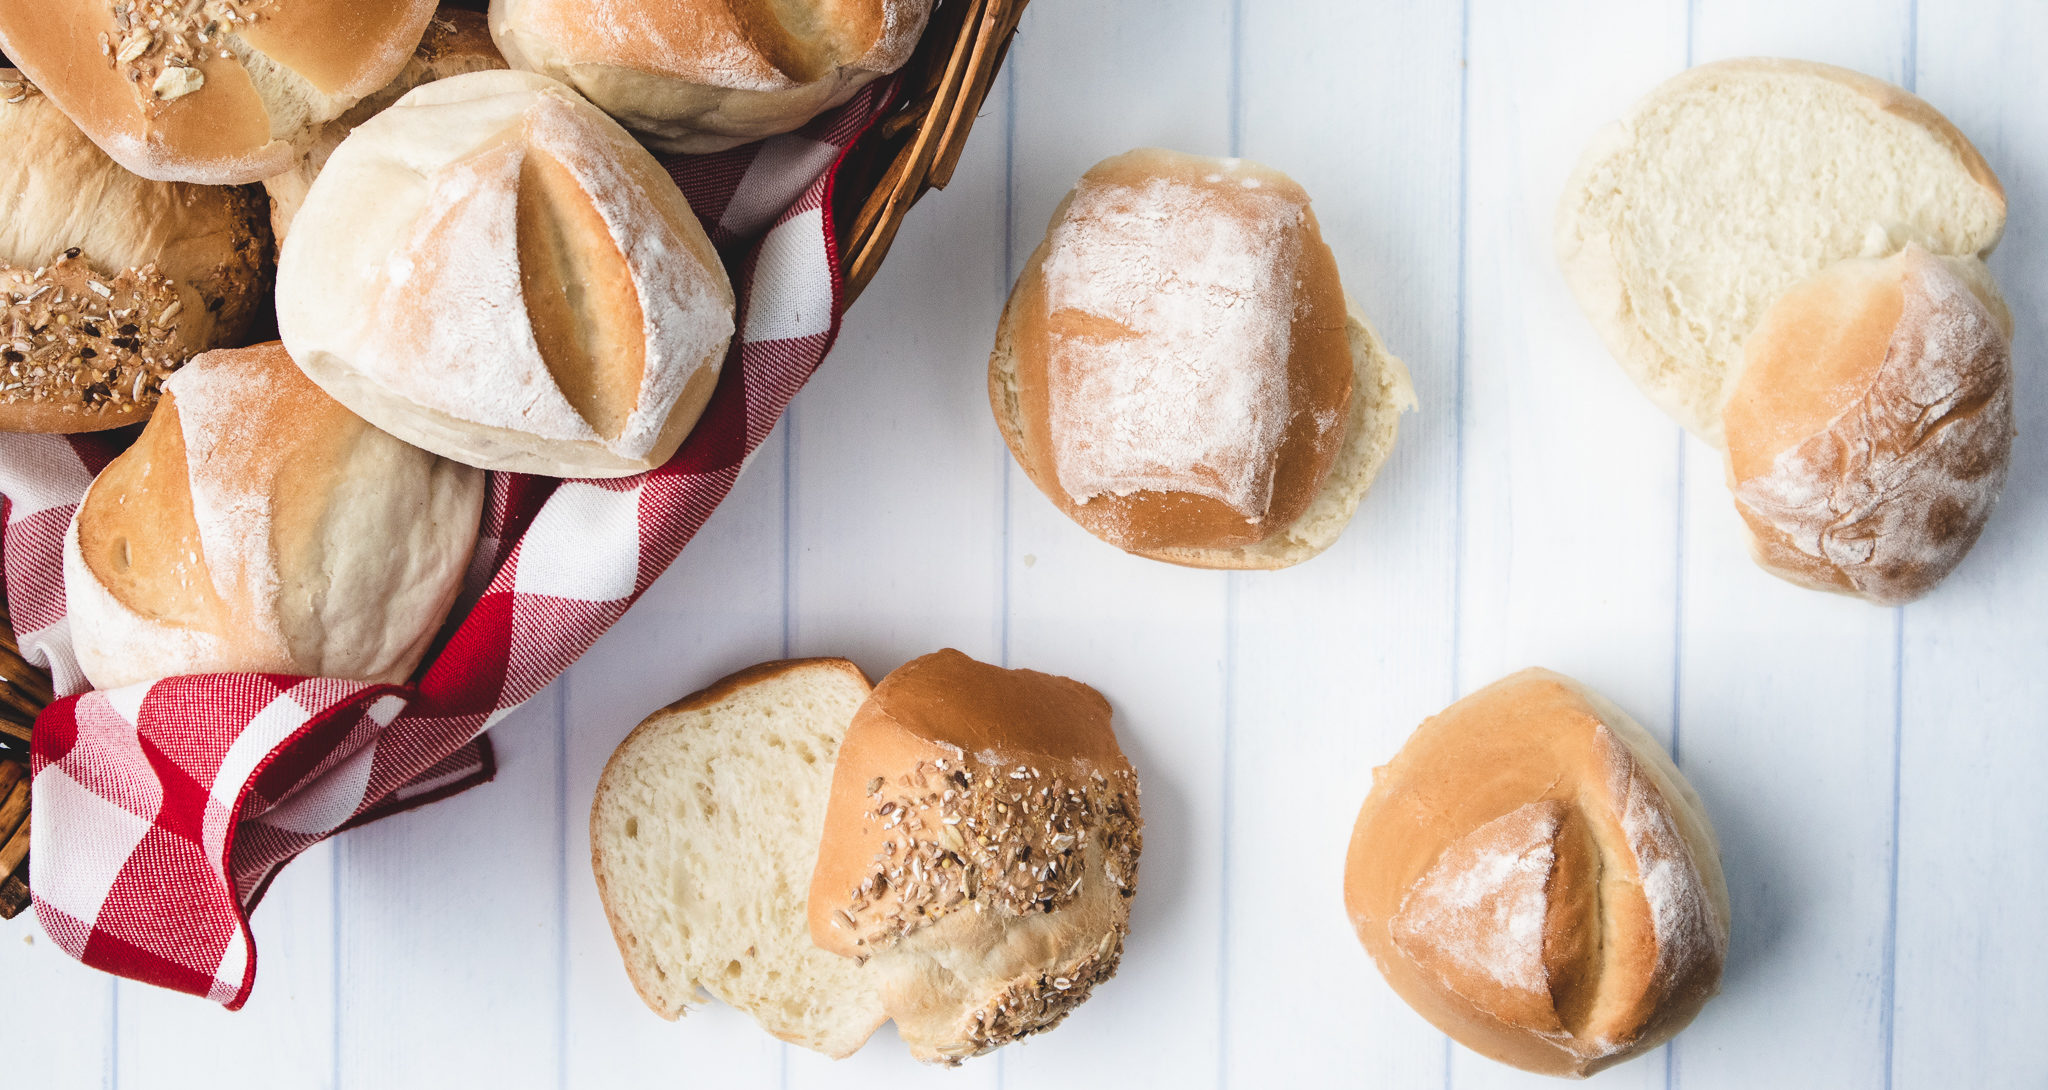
[63, 342, 485, 690]
[991, 149, 1415, 570]
[264, 7, 507, 242]
[276, 70, 735, 478]
[488, 0, 931, 154]
[809, 649, 1141, 1064]
[0, 0, 441, 185]
[0, 73, 269, 433]
[1345, 669, 1729, 1078]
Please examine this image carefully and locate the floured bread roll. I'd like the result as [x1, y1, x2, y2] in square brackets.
[1345, 669, 1728, 1078]
[276, 70, 736, 478]
[63, 342, 485, 690]
[1726, 246, 2013, 604]
[992, 148, 1416, 570]
[489, 0, 932, 153]
[0, 1, 441, 185]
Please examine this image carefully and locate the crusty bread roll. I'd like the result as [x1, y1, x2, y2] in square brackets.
[1725, 246, 2013, 604]
[0, 1, 441, 185]
[1557, 58, 2006, 443]
[488, 0, 931, 154]
[264, 8, 508, 242]
[1345, 669, 1728, 1078]
[276, 70, 736, 478]
[64, 342, 484, 691]
[0, 72, 269, 433]
[992, 149, 1416, 570]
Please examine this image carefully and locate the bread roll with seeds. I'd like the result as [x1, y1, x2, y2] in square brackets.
[63, 342, 485, 690]
[0, 0, 441, 185]
[809, 649, 1141, 1064]
[488, 0, 931, 154]
[276, 70, 735, 478]
[1345, 669, 1728, 1078]
[0, 73, 268, 434]
[991, 148, 1415, 570]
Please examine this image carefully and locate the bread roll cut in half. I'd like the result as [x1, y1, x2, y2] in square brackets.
[1345, 669, 1728, 1078]
[1726, 247, 2013, 605]
[63, 342, 486, 691]
[591, 650, 1142, 1064]
[992, 149, 1416, 570]
[0, 1, 441, 185]
[0, 73, 269, 433]
[276, 70, 736, 478]
[489, 0, 931, 153]
[264, 8, 508, 242]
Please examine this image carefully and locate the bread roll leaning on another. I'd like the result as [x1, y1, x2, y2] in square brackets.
[1345, 669, 1728, 1079]
[63, 342, 486, 691]
[276, 70, 736, 478]
[992, 148, 1416, 570]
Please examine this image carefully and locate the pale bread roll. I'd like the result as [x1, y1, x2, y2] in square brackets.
[276, 70, 735, 478]
[0, 0, 441, 185]
[991, 149, 1416, 571]
[488, 0, 931, 153]
[1345, 669, 1728, 1079]
[63, 342, 485, 691]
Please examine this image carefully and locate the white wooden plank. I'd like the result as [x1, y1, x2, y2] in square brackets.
[0, 914, 112, 1086]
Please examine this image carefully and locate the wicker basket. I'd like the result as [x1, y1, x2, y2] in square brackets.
[0, 0, 1029, 921]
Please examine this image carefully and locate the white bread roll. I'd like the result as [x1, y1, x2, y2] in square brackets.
[0, 73, 270, 434]
[276, 70, 735, 478]
[63, 342, 485, 691]
[0, 0, 440, 185]
[489, 0, 931, 154]
[991, 149, 1416, 571]
[1345, 669, 1728, 1078]
[1557, 58, 2006, 442]
[1724, 246, 2013, 604]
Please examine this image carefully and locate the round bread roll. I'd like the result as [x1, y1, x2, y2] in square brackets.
[63, 342, 485, 691]
[1725, 246, 2012, 604]
[1557, 58, 2006, 442]
[488, 0, 931, 154]
[0, 73, 269, 434]
[1345, 669, 1728, 1078]
[0, 1, 441, 185]
[276, 70, 736, 478]
[809, 649, 1141, 1064]
[991, 148, 1416, 570]
[263, 7, 508, 242]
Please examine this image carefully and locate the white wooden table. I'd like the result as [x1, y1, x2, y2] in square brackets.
[8, 0, 2046, 1086]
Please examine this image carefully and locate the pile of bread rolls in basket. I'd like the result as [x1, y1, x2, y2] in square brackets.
[0, 0, 2018, 1076]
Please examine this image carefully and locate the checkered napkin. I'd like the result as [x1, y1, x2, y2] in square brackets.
[0, 78, 897, 1008]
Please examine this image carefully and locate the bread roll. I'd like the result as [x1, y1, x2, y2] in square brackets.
[0, 1, 440, 185]
[264, 8, 508, 242]
[1557, 58, 2006, 442]
[1345, 669, 1728, 1078]
[63, 342, 485, 690]
[276, 70, 735, 478]
[489, 0, 931, 153]
[0, 73, 269, 433]
[1725, 246, 2012, 604]
[809, 649, 1141, 1063]
[991, 149, 1415, 570]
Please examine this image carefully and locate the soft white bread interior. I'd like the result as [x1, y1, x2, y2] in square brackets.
[63, 342, 485, 691]
[276, 70, 735, 478]
[1557, 58, 2006, 442]
[1724, 246, 2013, 605]
[0, 0, 441, 185]
[1345, 669, 1728, 1079]
[489, 0, 932, 153]
[591, 658, 887, 1058]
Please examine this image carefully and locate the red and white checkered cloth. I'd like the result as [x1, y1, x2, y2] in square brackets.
[0, 79, 898, 1008]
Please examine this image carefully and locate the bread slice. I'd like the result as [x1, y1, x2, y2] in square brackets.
[590, 659, 887, 1058]
[1557, 58, 2006, 442]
